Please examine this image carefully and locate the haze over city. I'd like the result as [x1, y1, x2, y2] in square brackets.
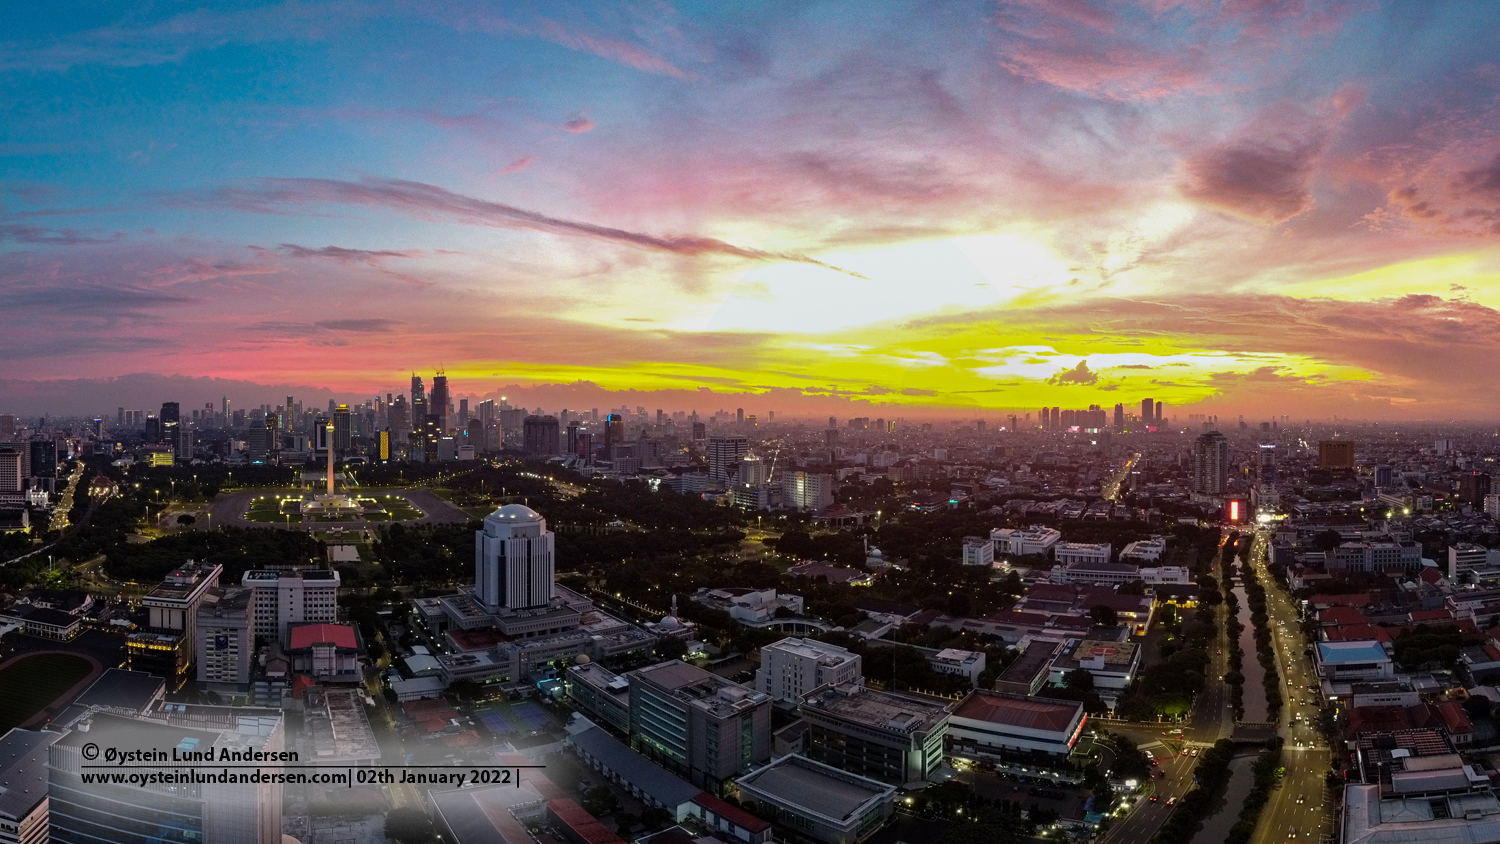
[5, 3, 1500, 418]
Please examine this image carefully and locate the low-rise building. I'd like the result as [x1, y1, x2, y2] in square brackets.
[993, 639, 1062, 696]
[1050, 561, 1138, 585]
[1053, 542, 1112, 566]
[961, 537, 995, 567]
[990, 526, 1061, 557]
[946, 690, 1086, 758]
[734, 754, 896, 844]
[1048, 639, 1141, 696]
[1316, 641, 1395, 687]
[565, 660, 631, 734]
[286, 622, 361, 682]
[928, 649, 985, 685]
[630, 661, 772, 794]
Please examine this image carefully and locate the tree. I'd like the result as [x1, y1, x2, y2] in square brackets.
[1090, 604, 1118, 627]
[384, 808, 435, 844]
[1117, 580, 1146, 596]
[1063, 669, 1096, 693]
[1313, 529, 1343, 553]
[1464, 694, 1493, 720]
[176, 513, 195, 526]
[654, 637, 688, 660]
[582, 785, 619, 818]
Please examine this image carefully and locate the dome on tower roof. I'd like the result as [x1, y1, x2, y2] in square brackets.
[484, 503, 544, 523]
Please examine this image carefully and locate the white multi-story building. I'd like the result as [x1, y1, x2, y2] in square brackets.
[929, 648, 986, 684]
[757, 637, 864, 702]
[197, 588, 254, 691]
[1449, 544, 1500, 579]
[990, 526, 1062, 557]
[1053, 542, 1112, 566]
[961, 536, 995, 567]
[474, 503, 556, 611]
[707, 436, 748, 486]
[782, 471, 834, 514]
[242, 568, 340, 646]
[1140, 566, 1193, 585]
[1120, 537, 1166, 563]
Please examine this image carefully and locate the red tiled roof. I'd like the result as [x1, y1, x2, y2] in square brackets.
[1420, 568, 1446, 585]
[1347, 706, 1414, 734]
[1310, 593, 1371, 609]
[951, 690, 1083, 733]
[1325, 624, 1392, 645]
[1437, 700, 1475, 736]
[1319, 606, 1369, 627]
[548, 799, 627, 844]
[288, 623, 357, 650]
[1408, 609, 1454, 623]
[692, 793, 772, 833]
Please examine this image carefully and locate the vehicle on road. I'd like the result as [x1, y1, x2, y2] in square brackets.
[1296, 795, 1305, 804]
[1167, 797, 1176, 805]
[1189, 749, 1198, 757]
[1150, 796, 1158, 803]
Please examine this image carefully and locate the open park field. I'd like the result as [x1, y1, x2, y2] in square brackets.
[0, 652, 99, 731]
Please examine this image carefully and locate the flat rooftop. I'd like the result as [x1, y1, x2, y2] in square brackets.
[738, 755, 892, 823]
[1065, 640, 1138, 666]
[801, 687, 948, 734]
[0, 728, 60, 822]
[951, 690, 1083, 734]
[73, 668, 164, 712]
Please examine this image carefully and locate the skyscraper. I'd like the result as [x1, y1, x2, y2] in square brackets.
[736, 408, 745, 426]
[474, 504, 555, 612]
[707, 435, 748, 485]
[1258, 443, 1278, 486]
[1154, 401, 1165, 425]
[160, 402, 180, 444]
[604, 413, 625, 456]
[410, 374, 426, 433]
[1193, 431, 1228, 495]
[1113, 403, 1125, 430]
[1141, 398, 1154, 427]
[431, 372, 450, 433]
[523, 415, 560, 455]
[332, 404, 352, 454]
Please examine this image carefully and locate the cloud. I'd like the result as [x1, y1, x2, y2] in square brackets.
[1179, 96, 1356, 223]
[1047, 360, 1099, 385]
[315, 318, 404, 332]
[438, 4, 691, 80]
[274, 244, 420, 263]
[500, 156, 535, 175]
[0, 224, 121, 245]
[192, 177, 865, 278]
[562, 116, 596, 134]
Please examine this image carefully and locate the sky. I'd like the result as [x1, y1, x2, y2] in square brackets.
[5, 0, 1500, 419]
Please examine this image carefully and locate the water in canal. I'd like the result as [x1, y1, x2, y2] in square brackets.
[1233, 585, 1269, 723]
[1189, 753, 1258, 844]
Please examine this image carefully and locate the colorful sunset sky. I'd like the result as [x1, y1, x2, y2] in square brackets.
[6, 1, 1500, 419]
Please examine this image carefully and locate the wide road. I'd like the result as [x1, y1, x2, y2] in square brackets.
[1246, 525, 1333, 844]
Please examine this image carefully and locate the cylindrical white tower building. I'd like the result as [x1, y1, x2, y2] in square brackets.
[474, 504, 555, 611]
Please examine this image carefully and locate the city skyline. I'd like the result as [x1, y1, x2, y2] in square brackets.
[6, 3, 1500, 418]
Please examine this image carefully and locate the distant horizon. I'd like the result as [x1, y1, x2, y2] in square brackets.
[7, 5, 1500, 418]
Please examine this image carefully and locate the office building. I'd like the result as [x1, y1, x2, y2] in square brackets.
[431, 373, 450, 433]
[128, 561, 223, 689]
[929, 649, 986, 685]
[1140, 398, 1153, 427]
[707, 436, 748, 486]
[565, 661, 633, 734]
[197, 588, 254, 691]
[990, 526, 1061, 557]
[0, 728, 59, 844]
[48, 706, 284, 844]
[0, 450, 22, 498]
[961, 536, 995, 567]
[1052, 542, 1112, 566]
[1461, 472, 1493, 507]
[1258, 443, 1278, 486]
[475, 504, 555, 612]
[1319, 440, 1356, 470]
[629, 661, 772, 793]
[799, 685, 950, 787]
[332, 404, 352, 454]
[523, 415, 561, 455]
[1193, 430, 1228, 495]
[782, 471, 834, 514]
[159, 402, 179, 445]
[733, 754, 895, 844]
[756, 638, 863, 702]
[241, 569, 340, 646]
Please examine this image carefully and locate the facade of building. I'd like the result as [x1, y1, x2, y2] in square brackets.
[782, 472, 834, 514]
[241, 569, 340, 646]
[629, 661, 772, 794]
[961, 537, 995, 567]
[129, 561, 223, 689]
[566, 661, 632, 734]
[196, 587, 254, 690]
[1193, 431, 1228, 495]
[707, 437, 748, 486]
[733, 754, 895, 844]
[989, 526, 1061, 557]
[474, 504, 556, 612]
[798, 685, 950, 788]
[1052, 543, 1112, 567]
[756, 638, 863, 703]
[929, 649, 985, 685]
[946, 691, 1086, 758]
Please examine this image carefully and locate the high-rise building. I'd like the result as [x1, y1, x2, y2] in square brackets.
[1155, 401, 1165, 425]
[1050, 407, 1060, 430]
[736, 408, 745, 426]
[474, 504, 555, 612]
[1193, 431, 1228, 495]
[197, 588, 254, 691]
[159, 402, 180, 444]
[48, 705, 285, 844]
[782, 471, 834, 513]
[0, 727, 58, 844]
[1258, 443, 1278, 486]
[628, 660, 771, 794]
[0, 449, 24, 495]
[332, 404, 352, 454]
[245, 421, 273, 464]
[1318, 440, 1355, 470]
[1374, 465, 1395, 489]
[411, 374, 427, 432]
[1461, 472, 1492, 506]
[1141, 398, 1154, 427]
[523, 415, 560, 455]
[756, 637, 863, 702]
[800, 684, 950, 788]
[707, 436, 748, 485]
[128, 561, 222, 690]
[27, 438, 57, 479]
[1113, 403, 1125, 430]
[431, 373, 450, 433]
[241, 569, 340, 646]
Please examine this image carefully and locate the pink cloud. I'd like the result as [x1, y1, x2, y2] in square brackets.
[500, 155, 535, 175]
[562, 115, 596, 134]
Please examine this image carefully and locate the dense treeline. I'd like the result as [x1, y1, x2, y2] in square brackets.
[103, 528, 322, 584]
[1224, 740, 1285, 844]
[1243, 561, 1284, 718]
[1222, 550, 1247, 720]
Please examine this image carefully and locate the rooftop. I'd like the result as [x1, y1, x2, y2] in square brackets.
[801, 686, 949, 734]
[736, 754, 895, 824]
[0, 728, 59, 822]
[1318, 640, 1390, 664]
[73, 668, 164, 713]
[288, 622, 359, 651]
[950, 690, 1084, 734]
